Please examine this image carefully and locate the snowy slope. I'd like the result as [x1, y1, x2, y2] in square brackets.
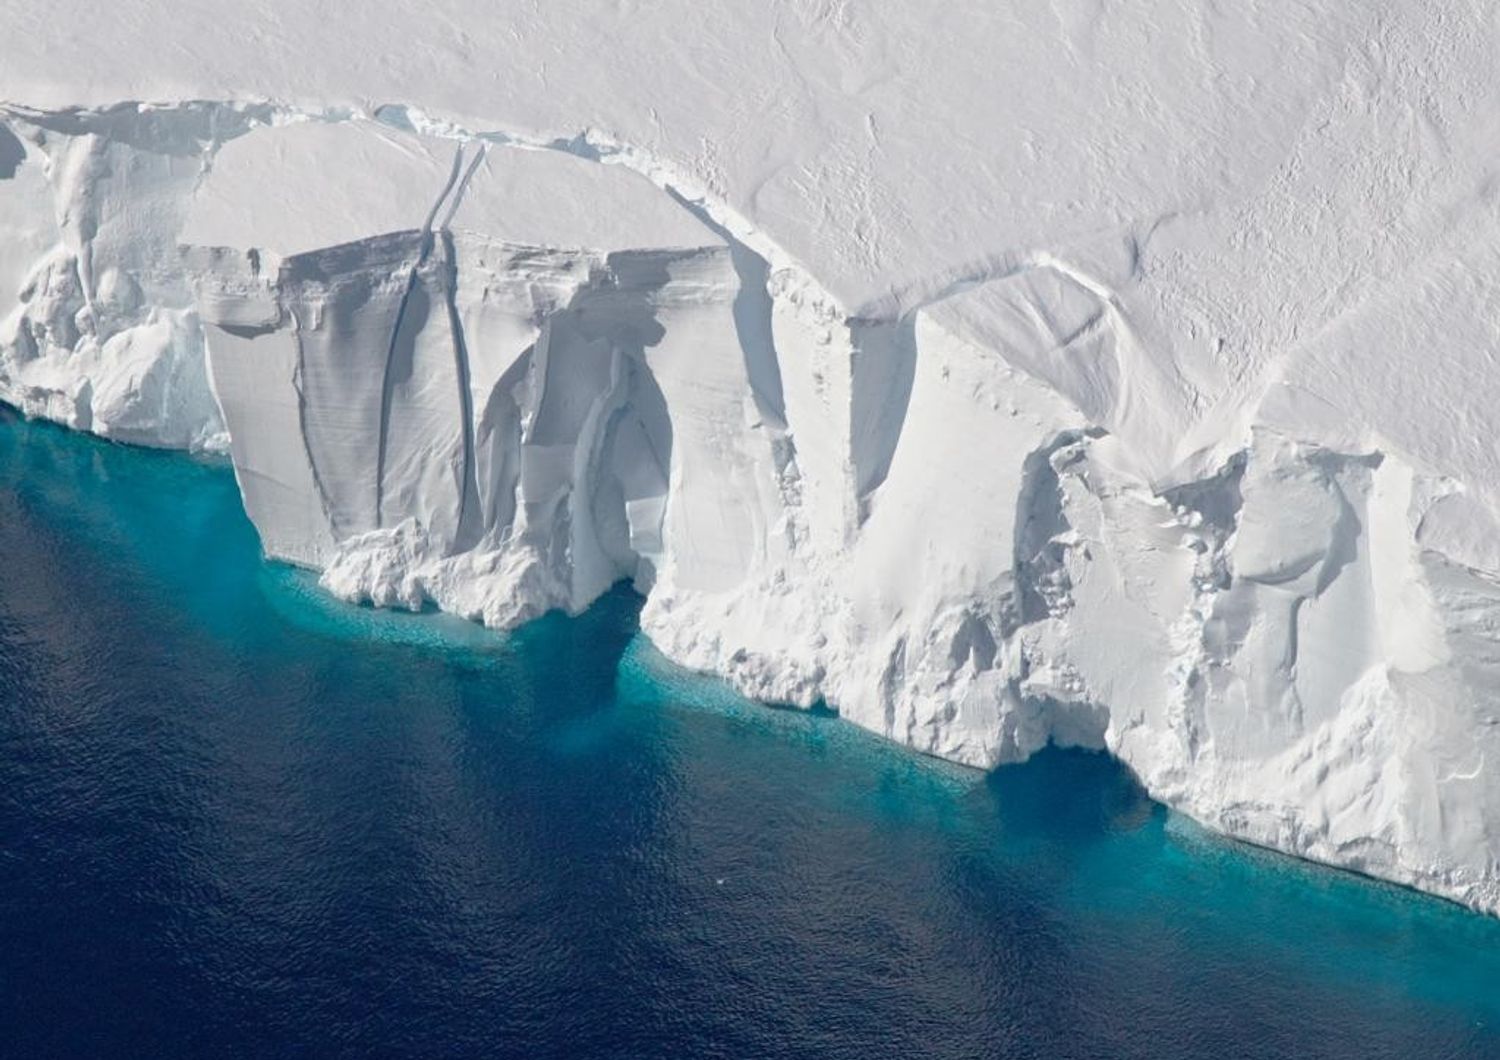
[3, 0, 1500, 914]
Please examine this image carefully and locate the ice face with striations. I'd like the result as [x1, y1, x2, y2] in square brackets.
[183, 121, 752, 629]
[4, 0, 1500, 919]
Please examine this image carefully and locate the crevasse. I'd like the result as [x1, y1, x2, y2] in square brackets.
[2, 100, 1497, 918]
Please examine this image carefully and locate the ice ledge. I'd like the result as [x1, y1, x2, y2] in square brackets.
[2, 98, 1498, 919]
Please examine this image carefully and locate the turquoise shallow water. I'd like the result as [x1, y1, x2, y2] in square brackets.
[1, 405, 1498, 1059]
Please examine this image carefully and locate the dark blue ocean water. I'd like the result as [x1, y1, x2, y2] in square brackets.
[1, 407, 1498, 1060]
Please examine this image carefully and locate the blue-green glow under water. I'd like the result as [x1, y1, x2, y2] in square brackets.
[0, 406, 1497, 1059]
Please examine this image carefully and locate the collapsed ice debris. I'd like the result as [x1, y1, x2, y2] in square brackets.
[1, 103, 1496, 917]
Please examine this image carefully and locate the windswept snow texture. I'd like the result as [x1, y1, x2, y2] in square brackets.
[4, 0, 1500, 917]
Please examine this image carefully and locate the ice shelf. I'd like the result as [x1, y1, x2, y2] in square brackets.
[4, 0, 1500, 915]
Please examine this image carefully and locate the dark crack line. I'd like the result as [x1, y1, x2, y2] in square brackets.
[376, 142, 473, 529]
[440, 229, 483, 553]
[375, 258, 424, 529]
[439, 144, 486, 231]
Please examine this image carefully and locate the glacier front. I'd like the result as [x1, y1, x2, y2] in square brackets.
[4, 0, 1500, 916]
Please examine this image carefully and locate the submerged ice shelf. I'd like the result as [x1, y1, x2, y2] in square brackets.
[2, 86, 1499, 920]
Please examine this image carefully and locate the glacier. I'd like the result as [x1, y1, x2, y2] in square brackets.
[4, 0, 1500, 917]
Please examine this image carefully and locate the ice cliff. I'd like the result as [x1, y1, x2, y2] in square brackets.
[5, 0, 1500, 917]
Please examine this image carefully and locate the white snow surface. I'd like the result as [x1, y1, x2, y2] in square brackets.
[4, 0, 1500, 915]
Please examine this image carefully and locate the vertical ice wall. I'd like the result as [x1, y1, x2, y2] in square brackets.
[183, 122, 792, 627]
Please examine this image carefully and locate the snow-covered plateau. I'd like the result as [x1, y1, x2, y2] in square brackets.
[4, 0, 1500, 915]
